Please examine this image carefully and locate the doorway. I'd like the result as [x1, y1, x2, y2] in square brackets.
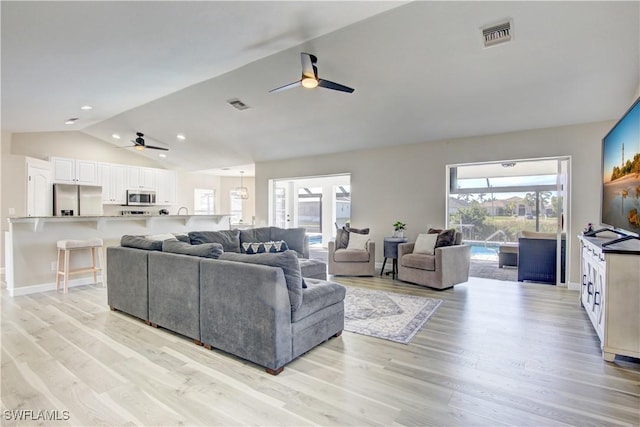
[446, 157, 570, 285]
[269, 174, 351, 247]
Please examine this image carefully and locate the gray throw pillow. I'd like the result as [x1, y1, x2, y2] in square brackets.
[163, 239, 223, 259]
[189, 229, 240, 253]
[336, 228, 350, 249]
[121, 235, 163, 251]
[346, 225, 370, 235]
[219, 250, 305, 311]
[430, 228, 456, 248]
[172, 233, 190, 243]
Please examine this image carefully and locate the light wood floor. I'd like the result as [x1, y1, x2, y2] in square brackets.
[2, 276, 639, 426]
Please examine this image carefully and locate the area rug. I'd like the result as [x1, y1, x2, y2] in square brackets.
[343, 287, 443, 344]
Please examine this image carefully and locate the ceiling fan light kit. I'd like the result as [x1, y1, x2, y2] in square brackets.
[270, 52, 354, 94]
[130, 132, 169, 151]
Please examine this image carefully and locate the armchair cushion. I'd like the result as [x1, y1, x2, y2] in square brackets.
[401, 253, 436, 271]
[334, 248, 370, 262]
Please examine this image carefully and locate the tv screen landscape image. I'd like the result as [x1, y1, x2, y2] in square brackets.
[601, 96, 640, 236]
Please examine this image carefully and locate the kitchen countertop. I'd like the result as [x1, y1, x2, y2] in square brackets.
[8, 214, 231, 232]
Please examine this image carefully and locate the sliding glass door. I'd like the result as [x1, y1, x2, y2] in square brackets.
[447, 157, 570, 285]
[269, 174, 351, 246]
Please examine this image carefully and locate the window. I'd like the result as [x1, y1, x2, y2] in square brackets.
[194, 189, 215, 214]
[230, 191, 243, 223]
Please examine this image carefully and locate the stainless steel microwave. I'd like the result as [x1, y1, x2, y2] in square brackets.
[126, 190, 156, 206]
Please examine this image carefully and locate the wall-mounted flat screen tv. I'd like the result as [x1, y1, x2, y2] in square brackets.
[601, 96, 640, 236]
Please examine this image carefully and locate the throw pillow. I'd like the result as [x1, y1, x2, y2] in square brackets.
[219, 250, 306, 311]
[345, 225, 370, 235]
[346, 232, 370, 251]
[241, 240, 289, 254]
[121, 235, 163, 251]
[145, 233, 177, 241]
[435, 229, 456, 248]
[336, 227, 350, 249]
[172, 233, 190, 243]
[162, 239, 223, 259]
[189, 229, 241, 253]
[414, 233, 438, 255]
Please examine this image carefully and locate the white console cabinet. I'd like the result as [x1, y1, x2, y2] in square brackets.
[578, 234, 640, 361]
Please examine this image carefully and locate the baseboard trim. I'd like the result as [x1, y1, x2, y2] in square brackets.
[8, 277, 103, 297]
[567, 281, 580, 291]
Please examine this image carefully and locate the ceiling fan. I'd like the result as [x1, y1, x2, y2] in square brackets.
[269, 52, 355, 94]
[130, 132, 168, 151]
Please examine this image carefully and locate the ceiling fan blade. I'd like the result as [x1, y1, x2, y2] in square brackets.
[318, 79, 355, 93]
[269, 80, 302, 93]
[301, 52, 318, 79]
[145, 145, 169, 151]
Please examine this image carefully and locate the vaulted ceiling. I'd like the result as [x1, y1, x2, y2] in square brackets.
[2, 1, 639, 173]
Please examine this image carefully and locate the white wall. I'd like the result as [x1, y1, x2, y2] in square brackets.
[256, 120, 615, 285]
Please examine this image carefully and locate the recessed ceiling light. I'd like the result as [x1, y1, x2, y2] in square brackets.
[177, 134, 186, 141]
[80, 105, 93, 110]
[65, 118, 78, 125]
[159, 153, 167, 158]
[111, 133, 121, 139]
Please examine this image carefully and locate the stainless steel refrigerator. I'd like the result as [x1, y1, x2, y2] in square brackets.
[53, 184, 103, 216]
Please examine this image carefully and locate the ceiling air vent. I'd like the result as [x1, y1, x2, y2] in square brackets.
[482, 21, 512, 47]
[227, 98, 250, 111]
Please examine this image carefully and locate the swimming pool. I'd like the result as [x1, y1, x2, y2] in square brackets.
[467, 242, 500, 260]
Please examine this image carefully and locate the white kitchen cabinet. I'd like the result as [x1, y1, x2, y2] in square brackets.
[155, 169, 177, 205]
[51, 157, 98, 185]
[27, 158, 52, 216]
[126, 166, 156, 190]
[579, 234, 640, 361]
[98, 163, 127, 204]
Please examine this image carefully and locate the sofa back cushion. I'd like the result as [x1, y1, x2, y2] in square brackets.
[269, 227, 307, 258]
[189, 230, 240, 253]
[239, 228, 273, 250]
[163, 239, 223, 259]
[219, 250, 304, 312]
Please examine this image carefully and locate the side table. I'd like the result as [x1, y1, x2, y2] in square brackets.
[380, 237, 408, 279]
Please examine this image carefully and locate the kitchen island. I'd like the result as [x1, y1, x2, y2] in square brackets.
[5, 214, 231, 296]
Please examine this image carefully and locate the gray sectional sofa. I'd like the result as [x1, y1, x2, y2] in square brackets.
[106, 227, 343, 375]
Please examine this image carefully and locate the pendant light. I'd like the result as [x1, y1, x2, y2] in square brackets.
[234, 170, 249, 199]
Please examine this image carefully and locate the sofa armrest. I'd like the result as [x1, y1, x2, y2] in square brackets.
[435, 244, 471, 287]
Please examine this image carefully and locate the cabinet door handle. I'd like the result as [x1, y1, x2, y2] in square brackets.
[587, 282, 593, 295]
[594, 291, 600, 306]
[582, 274, 587, 286]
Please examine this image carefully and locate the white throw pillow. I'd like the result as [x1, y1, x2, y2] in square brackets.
[346, 232, 370, 251]
[413, 233, 438, 255]
[145, 233, 177, 241]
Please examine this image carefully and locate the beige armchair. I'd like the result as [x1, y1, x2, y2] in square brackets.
[397, 231, 470, 290]
[328, 240, 376, 276]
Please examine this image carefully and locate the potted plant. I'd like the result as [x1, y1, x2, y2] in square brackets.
[393, 221, 406, 238]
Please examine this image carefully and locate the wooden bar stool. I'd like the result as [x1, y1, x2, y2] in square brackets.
[56, 238, 105, 294]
